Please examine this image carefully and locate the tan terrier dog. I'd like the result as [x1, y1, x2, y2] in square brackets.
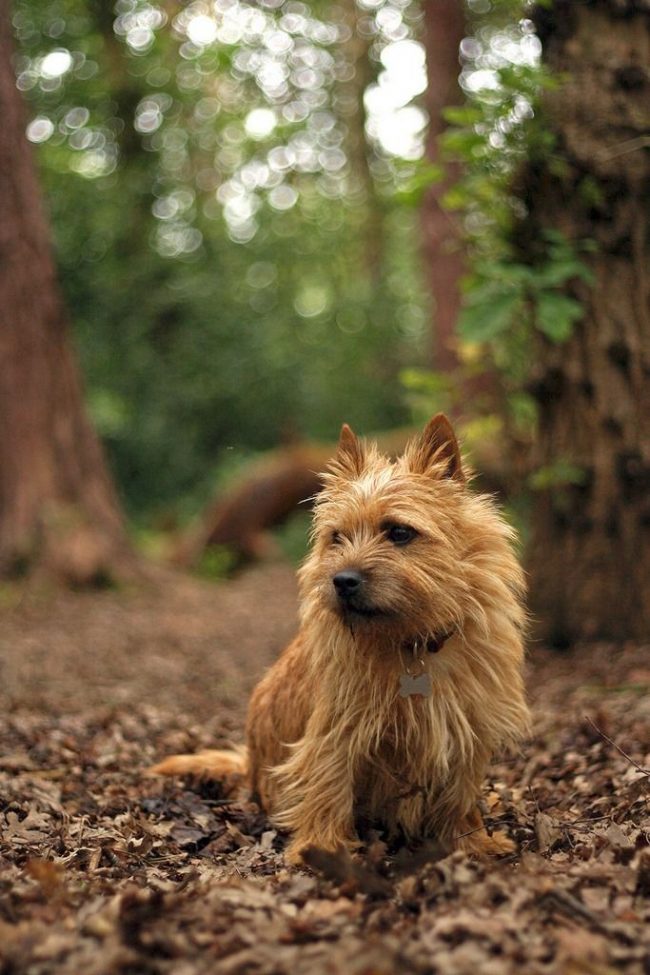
[153, 415, 529, 863]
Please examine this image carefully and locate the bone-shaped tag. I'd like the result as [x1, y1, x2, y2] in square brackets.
[399, 672, 432, 698]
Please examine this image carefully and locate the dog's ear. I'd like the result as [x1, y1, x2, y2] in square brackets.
[332, 423, 366, 478]
[407, 413, 465, 482]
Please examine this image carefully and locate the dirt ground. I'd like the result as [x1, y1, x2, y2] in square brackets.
[0, 563, 648, 975]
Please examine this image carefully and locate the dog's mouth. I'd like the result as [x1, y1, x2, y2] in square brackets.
[336, 601, 395, 621]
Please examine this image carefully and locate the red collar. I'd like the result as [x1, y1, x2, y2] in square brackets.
[403, 628, 455, 655]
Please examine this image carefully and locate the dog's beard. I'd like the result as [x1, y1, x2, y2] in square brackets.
[326, 589, 458, 646]
[338, 602, 395, 621]
[326, 586, 398, 623]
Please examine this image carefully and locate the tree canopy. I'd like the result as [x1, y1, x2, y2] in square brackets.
[13, 0, 439, 518]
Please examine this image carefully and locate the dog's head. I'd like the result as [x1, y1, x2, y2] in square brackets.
[299, 413, 503, 645]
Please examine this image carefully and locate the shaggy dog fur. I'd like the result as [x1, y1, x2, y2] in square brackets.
[153, 414, 529, 863]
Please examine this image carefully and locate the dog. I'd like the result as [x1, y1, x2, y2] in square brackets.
[152, 414, 529, 863]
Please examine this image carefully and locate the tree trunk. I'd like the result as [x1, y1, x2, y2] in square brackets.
[522, 0, 650, 643]
[338, 0, 384, 283]
[420, 0, 466, 371]
[0, 2, 132, 584]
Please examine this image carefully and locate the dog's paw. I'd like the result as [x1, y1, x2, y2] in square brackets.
[148, 748, 247, 783]
[148, 754, 195, 777]
[284, 841, 310, 867]
[458, 827, 515, 857]
[285, 836, 360, 868]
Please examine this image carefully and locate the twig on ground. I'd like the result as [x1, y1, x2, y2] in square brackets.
[585, 715, 650, 777]
[527, 783, 542, 815]
[566, 814, 614, 826]
[538, 887, 606, 931]
[455, 818, 516, 841]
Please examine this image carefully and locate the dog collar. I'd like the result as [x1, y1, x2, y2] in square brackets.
[403, 628, 455, 656]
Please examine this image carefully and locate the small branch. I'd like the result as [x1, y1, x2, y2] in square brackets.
[455, 818, 515, 841]
[596, 135, 650, 161]
[527, 783, 542, 815]
[538, 887, 605, 930]
[585, 715, 650, 777]
[455, 823, 487, 840]
[564, 813, 614, 827]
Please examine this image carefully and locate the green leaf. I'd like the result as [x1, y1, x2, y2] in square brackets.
[393, 163, 445, 207]
[534, 261, 594, 288]
[400, 368, 451, 395]
[535, 293, 583, 343]
[442, 105, 483, 126]
[459, 291, 522, 343]
[508, 391, 538, 431]
[529, 461, 588, 491]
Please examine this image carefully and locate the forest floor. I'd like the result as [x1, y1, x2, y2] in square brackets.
[0, 563, 648, 975]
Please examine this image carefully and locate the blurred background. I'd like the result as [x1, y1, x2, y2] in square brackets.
[1, 0, 648, 645]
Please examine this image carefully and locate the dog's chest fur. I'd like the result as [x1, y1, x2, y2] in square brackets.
[339, 646, 485, 840]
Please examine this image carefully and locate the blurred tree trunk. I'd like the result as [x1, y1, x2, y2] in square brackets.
[521, 0, 650, 642]
[0, 2, 132, 583]
[339, 0, 383, 283]
[420, 0, 465, 371]
[88, 0, 143, 161]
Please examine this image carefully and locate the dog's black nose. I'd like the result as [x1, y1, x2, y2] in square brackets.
[333, 570, 364, 599]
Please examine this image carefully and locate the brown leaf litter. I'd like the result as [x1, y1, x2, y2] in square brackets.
[0, 567, 648, 974]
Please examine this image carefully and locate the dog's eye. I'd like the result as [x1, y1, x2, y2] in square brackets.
[384, 523, 418, 546]
[331, 531, 343, 546]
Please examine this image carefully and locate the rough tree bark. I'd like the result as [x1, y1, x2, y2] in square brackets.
[521, 0, 650, 642]
[420, 0, 466, 371]
[0, 2, 132, 583]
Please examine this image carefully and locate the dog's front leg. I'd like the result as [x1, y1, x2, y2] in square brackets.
[273, 731, 358, 865]
[455, 804, 515, 856]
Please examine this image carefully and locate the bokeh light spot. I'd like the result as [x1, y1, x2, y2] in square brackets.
[186, 15, 218, 46]
[245, 108, 277, 140]
[40, 49, 73, 79]
[26, 117, 54, 143]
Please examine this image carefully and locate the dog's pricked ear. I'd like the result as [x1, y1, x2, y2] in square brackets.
[332, 423, 366, 478]
[407, 413, 465, 482]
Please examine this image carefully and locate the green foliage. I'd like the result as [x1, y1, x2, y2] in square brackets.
[441, 57, 558, 256]
[392, 161, 445, 207]
[460, 231, 594, 354]
[14, 0, 599, 527]
[535, 292, 581, 342]
[528, 460, 588, 491]
[196, 545, 239, 580]
[391, 3, 599, 508]
[13, 0, 431, 522]
[427, 9, 597, 440]
[273, 511, 313, 566]
[400, 368, 455, 422]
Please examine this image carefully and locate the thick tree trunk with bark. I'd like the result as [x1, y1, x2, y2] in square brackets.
[522, 0, 650, 642]
[0, 3, 131, 583]
[421, 0, 466, 370]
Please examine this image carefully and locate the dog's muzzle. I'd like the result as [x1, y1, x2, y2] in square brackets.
[332, 570, 383, 618]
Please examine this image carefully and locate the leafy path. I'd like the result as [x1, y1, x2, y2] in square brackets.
[0, 568, 648, 974]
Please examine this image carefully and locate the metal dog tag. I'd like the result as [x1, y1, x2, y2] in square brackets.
[399, 672, 432, 698]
